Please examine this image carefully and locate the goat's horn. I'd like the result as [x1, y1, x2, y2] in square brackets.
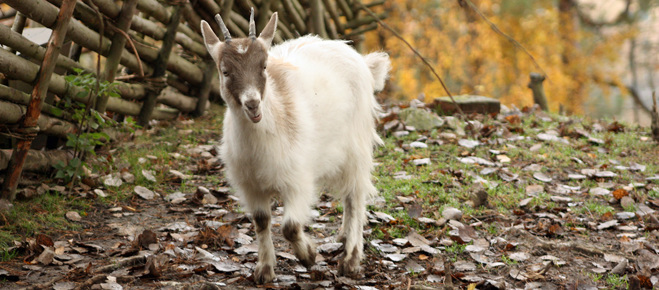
[248, 7, 256, 39]
[214, 14, 232, 42]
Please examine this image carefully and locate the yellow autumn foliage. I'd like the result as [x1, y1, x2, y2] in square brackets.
[363, 0, 636, 114]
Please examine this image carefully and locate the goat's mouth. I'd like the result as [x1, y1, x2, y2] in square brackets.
[245, 111, 262, 123]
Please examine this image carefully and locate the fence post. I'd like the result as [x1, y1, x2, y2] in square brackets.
[1, 0, 78, 201]
[96, 0, 139, 113]
[528, 72, 549, 112]
[193, 61, 216, 117]
[138, 4, 183, 126]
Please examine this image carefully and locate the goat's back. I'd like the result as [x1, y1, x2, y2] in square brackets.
[268, 36, 384, 192]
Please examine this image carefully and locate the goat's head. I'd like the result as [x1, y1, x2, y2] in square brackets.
[201, 9, 278, 123]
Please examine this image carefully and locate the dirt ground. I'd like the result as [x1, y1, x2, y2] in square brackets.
[1, 107, 659, 289]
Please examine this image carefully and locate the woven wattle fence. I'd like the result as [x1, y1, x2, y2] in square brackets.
[0, 0, 386, 199]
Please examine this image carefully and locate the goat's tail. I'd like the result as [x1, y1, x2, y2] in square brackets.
[363, 52, 390, 147]
[363, 52, 391, 92]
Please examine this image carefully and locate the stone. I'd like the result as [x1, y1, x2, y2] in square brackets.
[398, 108, 443, 131]
[430, 95, 501, 115]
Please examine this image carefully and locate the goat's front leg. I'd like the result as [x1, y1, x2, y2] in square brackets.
[251, 203, 276, 284]
[338, 189, 366, 278]
[282, 187, 317, 268]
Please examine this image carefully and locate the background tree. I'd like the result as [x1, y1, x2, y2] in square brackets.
[365, 0, 658, 117]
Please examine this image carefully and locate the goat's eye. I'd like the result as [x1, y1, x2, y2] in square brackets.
[263, 65, 267, 70]
[222, 71, 229, 77]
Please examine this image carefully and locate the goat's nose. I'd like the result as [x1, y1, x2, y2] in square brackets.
[245, 100, 260, 111]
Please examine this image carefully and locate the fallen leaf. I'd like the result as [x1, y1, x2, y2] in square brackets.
[533, 172, 553, 183]
[134, 186, 156, 200]
[141, 170, 157, 182]
[612, 188, 629, 200]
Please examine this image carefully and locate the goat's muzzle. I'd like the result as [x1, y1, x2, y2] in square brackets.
[244, 99, 262, 123]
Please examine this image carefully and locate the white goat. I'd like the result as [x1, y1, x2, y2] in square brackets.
[201, 9, 390, 284]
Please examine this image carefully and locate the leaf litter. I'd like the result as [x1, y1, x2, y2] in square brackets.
[3, 104, 659, 289]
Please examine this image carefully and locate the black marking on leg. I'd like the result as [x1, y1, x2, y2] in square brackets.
[282, 221, 300, 242]
[253, 210, 270, 233]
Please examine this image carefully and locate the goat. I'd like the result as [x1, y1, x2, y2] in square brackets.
[200, 9, 390, 284]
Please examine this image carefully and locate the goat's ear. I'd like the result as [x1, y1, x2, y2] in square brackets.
[258, 12, 278, 49]
[201, 20, 221, 61]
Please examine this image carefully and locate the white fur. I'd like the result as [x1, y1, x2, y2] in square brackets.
[219, 35, 390, 280]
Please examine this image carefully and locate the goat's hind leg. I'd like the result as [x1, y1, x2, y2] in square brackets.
[251, 201, 276, 284]
[338, 183, 369, 278]
[282, 188, 317, 268]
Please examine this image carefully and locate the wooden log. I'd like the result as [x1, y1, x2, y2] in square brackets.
[1, 0, 77, 201]
[0, 149, 72, 172]
[344, 22, 377, 38]
[90, 0, 205, 47]
[220, 0, 234, 29]
[336, 0, 353, 20]
[324, 9, 338, 39]
[310, 0, 327, 38]
[528, 73, 549, 112]
[282, 0, 307, 32]
[9, 12, 28, 54]
[127, 15, 208, 57]
[0, 48, 175, 120]
[157, 87, 200, 113]
[345, 12, 388, 29]
[0, 100, 76, 138]
[0, 84, 71, 120]
[42, 0, 208, 86]
[0, 23, 90, 74]
[257, 0, 276, 31]
[136, 0, 170, 24]
[198, 0, 221, 16]
[322, 0, 343, 34]
[193, 62, 215, 116]
[135, 0, 201, 43]
[97, 0, 139, 113]
[182, 2, 203, 34]
[7, 0, 153, 77]
[138, 5, 183, 126]
[274, 12, 295, 39]
[230, 11, 250, 34]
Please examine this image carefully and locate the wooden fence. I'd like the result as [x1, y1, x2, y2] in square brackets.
[0, 0, 385, 199]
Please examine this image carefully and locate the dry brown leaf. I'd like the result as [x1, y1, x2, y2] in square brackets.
[612, 188, 629, 200]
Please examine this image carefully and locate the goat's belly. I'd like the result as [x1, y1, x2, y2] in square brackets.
[224, 145, 312, 193]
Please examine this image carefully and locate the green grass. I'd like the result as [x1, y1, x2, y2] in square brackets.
[0, 192, 84, 252]
[0, 105, 227, 255]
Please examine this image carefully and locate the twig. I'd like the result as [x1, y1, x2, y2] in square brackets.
[459, 0, 547, 78]
[354, 2, 465, 117]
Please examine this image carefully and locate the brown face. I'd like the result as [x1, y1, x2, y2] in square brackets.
[217, 39, 268, 122]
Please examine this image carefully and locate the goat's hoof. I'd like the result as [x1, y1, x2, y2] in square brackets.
[254, 263, 275, 284]
[296, 241, 317, 268]
[338, 259, 362, 278]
